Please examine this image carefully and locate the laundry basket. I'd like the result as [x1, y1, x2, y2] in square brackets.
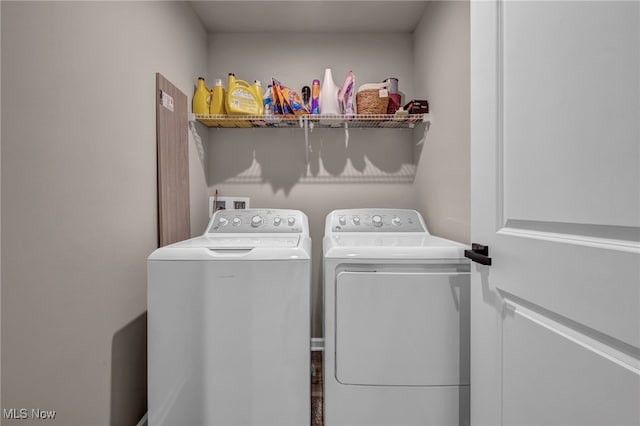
[356, 89, 389, 114]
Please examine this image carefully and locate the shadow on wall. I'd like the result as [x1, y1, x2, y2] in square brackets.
[205, 128, 422, 192]
[110, 312, 147, 426]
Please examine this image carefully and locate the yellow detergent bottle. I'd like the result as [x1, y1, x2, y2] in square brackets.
[226, 73, 262, 115]
[192, 77, 210, 115]
[209, 78, 226, 115]
[253, 80, 265, 116]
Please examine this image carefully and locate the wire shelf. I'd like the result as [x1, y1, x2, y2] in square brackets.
[193, 113, 428, 129]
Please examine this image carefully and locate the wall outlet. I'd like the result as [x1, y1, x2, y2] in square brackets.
[209, 196, 250, 217]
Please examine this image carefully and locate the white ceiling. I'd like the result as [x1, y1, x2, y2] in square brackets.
[189, 1, 430, 33]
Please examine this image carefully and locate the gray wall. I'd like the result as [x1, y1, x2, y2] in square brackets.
[413, 0, 471, 244]
[1, 2, 207, 425]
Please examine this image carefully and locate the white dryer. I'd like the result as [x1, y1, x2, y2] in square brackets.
[323, 209, 470, 426]
[148, 209, 311, 426]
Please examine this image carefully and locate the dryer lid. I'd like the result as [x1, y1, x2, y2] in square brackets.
[323, 234, 469, 260]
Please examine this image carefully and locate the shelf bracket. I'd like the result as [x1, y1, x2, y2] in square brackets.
[344, 122, 349, 149]
[304, 117, 310, 164]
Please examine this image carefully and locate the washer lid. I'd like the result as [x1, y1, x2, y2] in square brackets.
[148, 235, 311, 261]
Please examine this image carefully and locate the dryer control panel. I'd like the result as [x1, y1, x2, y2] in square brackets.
[328, 209, 427, 233]
[207, 209, 306, 234]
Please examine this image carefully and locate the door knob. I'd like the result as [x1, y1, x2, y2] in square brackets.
[464, 243, 492, 266]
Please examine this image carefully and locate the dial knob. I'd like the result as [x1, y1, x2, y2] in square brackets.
[338, 216, 347, 225]
[372, 215, 383, 227]
[352, 216, 361, 225]
[274, 217, 282, 226]
[392, 216, 401, 226]
[287, 216, 296, 226]
[218, 217, 229, 226]
[251, 215, 263, 227]
[232, 217, 242, 226]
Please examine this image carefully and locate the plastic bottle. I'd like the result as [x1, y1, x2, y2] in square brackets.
[192, 77, 210, 115]
[226, 73, 262, 115]
[319, 69, 340, 115]
[302, 86, 311, 111]
[263, 85, 274, 116]
[253, 80, 265, 115]
[311, 80, 320, 114]
[209, 78, 226, 115]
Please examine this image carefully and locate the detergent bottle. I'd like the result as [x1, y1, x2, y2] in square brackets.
[209, 78, 226, 115]
[192, 77, 210, 115]
[226, 73, 262, 115]
[263, 85, 274, 116]
[253, 80, 265, 115]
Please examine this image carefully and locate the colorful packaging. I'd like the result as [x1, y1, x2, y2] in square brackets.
[272, 78, 309, 116]
[271, 84, 282, 115]
[271, 81, 291, 115]
[338, 71, 355, 114]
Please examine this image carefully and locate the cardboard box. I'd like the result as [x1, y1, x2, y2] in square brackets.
[403, 99, 429, 114]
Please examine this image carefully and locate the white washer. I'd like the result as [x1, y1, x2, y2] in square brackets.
[148, 209, 311, 426]
[323, 209, 470, 426]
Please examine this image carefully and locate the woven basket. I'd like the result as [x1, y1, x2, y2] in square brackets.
[356, 89, 389, 115]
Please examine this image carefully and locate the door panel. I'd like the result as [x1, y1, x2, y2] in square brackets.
[502, 301, 640, 426]
[502, 1, 639, 227]
[335, 271, 470, 386]
[471, 1, 640, 424]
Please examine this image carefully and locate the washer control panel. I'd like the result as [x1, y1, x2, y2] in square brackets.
[207, 209, 305, 234]
[329, 209, 426, 233]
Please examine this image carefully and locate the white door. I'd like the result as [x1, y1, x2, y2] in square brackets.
[470, 1, 640, 425]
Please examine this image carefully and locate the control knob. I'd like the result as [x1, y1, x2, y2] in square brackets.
[218, 217, 229, 226]
[392, 216, 401, 226]
[251, 215, 263, 228]
[232, 217, 242, 226]
[372, 215, 383, 227]
[274, 217, 282, 226]
[287, 216, 296, 226]
[338, 216, 347, 226]
[352, 216, 361, 225]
